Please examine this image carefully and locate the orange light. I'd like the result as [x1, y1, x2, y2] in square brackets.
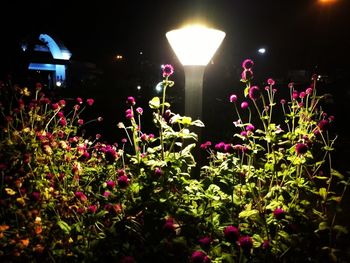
[319, 0, 338, 4]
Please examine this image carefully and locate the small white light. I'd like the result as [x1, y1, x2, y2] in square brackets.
[258, 48, 266, 54]
[155, 82, 163, 93]
[56, 81, 62, 87]
[137, 85, 141, 90]
[139, 51, 143, 55]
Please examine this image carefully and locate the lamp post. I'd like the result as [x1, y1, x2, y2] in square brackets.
[166, 25, 226, 121]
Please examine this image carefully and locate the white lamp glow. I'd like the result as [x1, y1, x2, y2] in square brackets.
[166, 25, 226, 66]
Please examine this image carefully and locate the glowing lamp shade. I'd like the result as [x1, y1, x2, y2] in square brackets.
[166, 25, 226, 66]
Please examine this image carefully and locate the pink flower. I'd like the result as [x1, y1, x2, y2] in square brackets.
[76, 97, 83, 104]
[51, 103, 59, 110]
[118, 175, 129, 188]
[162, 64, 174, 77]
[191, 250, 211, 263]
[306, 87, 313, 95]
[229, 94, 237, 103]
[136, 107, 143, 115]
[317, 119, 329, 131]
[163, 217, 175, 234]
[242, 59, 254, 70]
[223, 225, 239, 243]
[248, 86, 260, 100]
[103, 191, 111, 197]
[125, 109, 133, 120]
[126, 96, 136, 105]
[75, 191, 87, 202]
[299, 92, 306, 99]
[267, 78, 275, 85]
[273, 208, 285, 219]
[241, 101, 249, 109]
[262, 240, 270, 249]
[198, 236, 212, 249]
[77, 119, 84, 125]
[59, 117, 67, 126]
[292, 91, 299, 100]
[154, 167, 163, 176]
[241, 69, 253, 81]
[239, 236, 253, 251]
[88, 205, 97, 213]
[280, 99, 286, 104]
[96, 134, 101, 139]
[246, 124, 255, 132]
[86, 98, 94, 106]
[200, 141, 212, 150]
[140, 134, 148, 142]
[58, 100, 66, 107]
[295, 143, 308, 155]
[106, 180, 116, 189]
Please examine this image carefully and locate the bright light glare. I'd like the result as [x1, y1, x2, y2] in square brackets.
[319, 0, 338, 4]
[155, 82, 163, 93]
[166, 25, 226, 66]
[137, 85, 141, 90]
[56, 81, 62, 87]
[258, 48, 266, 54]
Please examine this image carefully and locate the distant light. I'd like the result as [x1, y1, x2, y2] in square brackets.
[155, 82, 163, 93]
[115, 54, 123, 60]
[56, 81, 62, 87]
[139, 51, 143, 55]
[137, 85, 141, 90]
[21, 43, 27, 52]
[258, 48, 266, 54]
[166, 25, 226, 66]
[319, 0, 338, 4]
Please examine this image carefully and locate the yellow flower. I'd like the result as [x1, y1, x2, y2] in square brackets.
[5, 188, 16, 195]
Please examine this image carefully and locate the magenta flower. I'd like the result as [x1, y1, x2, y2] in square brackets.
[229, 94, 237, 103]
[118, 175, 129, 188]
[267, 78, 275, 85]
[103, 191, 111, 198]
[295, 143, 308, 155]
[248, 86, 260, 100]
[163, 217, 175, 234]
[75, 191, 87, 202]
[223, 225, 239, 243]
[125, 109, 133, 120]
[77, 119, 84, 125]
[306, 87, 313, 94]
[136, 107, 143, 115]
[262, 240, 270, 249]
[242, 59, 254, 70]
[59, 117, 67, 126]
[86, 98, 94, 106]
[88, 205, 97, 213]
[246, 124, 255, 132]
[200, 141, 212, 150]
[280, 99, 286, 104]
[106, 180, 116, 189]
[76, 97, 83, 104]
[121, 138, 127, 144]
[241, 101, 249, 109]
[191, 250, 211, 263]
[140, 134, 148, 142]
[239, 236, 253, 251]
[317, 119, 329, 132]
[126, 96, 136, 105]
[162, 64, 174, 77]
[299, 92, 306, 99]
[58, 99, 66, 107]
[292, 91, 299, 100]
[273, 208, 285, 219]
[154, 167, 163, 176]
[241, 69, 253, 81]
[52, 103, 59, 110]
[198, 236, 212, 250]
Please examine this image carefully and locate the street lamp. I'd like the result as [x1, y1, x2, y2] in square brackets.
[166, 25, 226, 120]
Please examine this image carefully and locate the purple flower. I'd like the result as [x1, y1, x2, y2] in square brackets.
[162, 64, 174, 77]
[248, 86, 260, 100]
[86, 98, 94, 106]
[239, 236, 253, 251]
[118, 175, 129, 188]
[224, 225, 239, 243]
[191, 250, 211, 263]
[229, 94, 237, 103]
[295, 143, 308, 155]
[126, 96, 136, 105]
[273, 208, 285, 219]
[262, 240, 270, 249]
[241, 101, 249, 109]
[242, 59, 254, 70]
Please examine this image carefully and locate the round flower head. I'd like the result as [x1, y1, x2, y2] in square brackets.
[86, 98, 94, 106]
[162, 64, 174, 77]
[267, 78, 275, 85]
[246, 124, 255, 132]
[76, 97, 83, 104]
[198, 236, 212, 250]
[241, 101, 249, 109]
[295, 143, 308, 155]
[223, 225, 239, 243]
[242, 59, 254, 70]
[191, 250, 211, 263]
[273, 208, 285, 219]
[317, 119, 329, 132]
[230, 94, 237, 103]
[248, 86, 260, 100]
[136, 107, 143, 115]
[239, 236, 253, 251]
[154, 167, 163, 176]
[126, 96, 136, 106]
[241, 69, 253, 81]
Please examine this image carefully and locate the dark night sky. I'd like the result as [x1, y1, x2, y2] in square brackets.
[1, 0, 350, 72]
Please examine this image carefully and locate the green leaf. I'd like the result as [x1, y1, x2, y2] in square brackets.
[149, 97, 160, 109]
[57, 220, 71, 234]
[319, 188, 327, 200]
[239, 209, 259, 219]
[318, 221, 329, 231]
[191, 119, 205, 127]
[331, 169, 344, 180]
[333, 225, 348, 234]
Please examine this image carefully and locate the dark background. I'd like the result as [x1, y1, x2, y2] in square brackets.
[1, 0, 350, 172]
